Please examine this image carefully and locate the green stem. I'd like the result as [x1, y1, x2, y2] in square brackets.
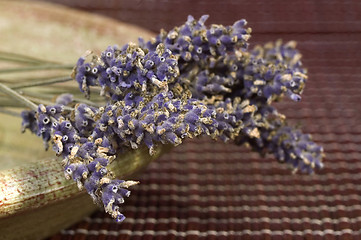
[0, 83, 37, 110]
[0, 64, 74, 74]
[0, 56, 43, 65]
[0, 98, 25, 108]
[0, 51, 59, 64]
[23, 89, 102, 107]
[11, 76, 73, 90]
[72, 97, 102, 107]
[24, 95, 73, 111]
[0, 107, 20, 117]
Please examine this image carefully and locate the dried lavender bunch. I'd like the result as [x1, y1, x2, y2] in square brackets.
[16, 15, 324, 222]
[138, 15, 323, 169]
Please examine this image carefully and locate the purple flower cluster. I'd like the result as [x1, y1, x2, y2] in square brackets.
[235, 106, 324, 172]
[22, 101, 138, 222]
[240, 40, 307, 104]
[21, 15, 324, 222]
[75, 43, 178, 100]
[141, 15, 250, 68]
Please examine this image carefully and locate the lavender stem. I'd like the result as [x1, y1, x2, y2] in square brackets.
[0, 83, 38, 110]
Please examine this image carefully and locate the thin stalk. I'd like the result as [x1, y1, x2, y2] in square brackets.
[0, 51, 59, 64]
[25, 95, 57, 106]
[1, 75, 66, 83]
[0, 78, 12, 84]
[25, 95, 73, 111]
[0, 98, 25, 108]
[11, 76, 73, 90]
[0, 64, 74, 74]
[0, 56, 44, 65]
[21, 87, 104, 107]
[0, 83, 37, 110]
[72, 97, 102, 107]
[21, 90, 65, 101]
[0, 107, 20, 117]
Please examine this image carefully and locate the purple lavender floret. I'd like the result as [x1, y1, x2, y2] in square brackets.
[52, 120, 78, 156]
[56, 93, 74, 105]
[20, 110, 37, 134]
[21, 104, 65, 149]
[74, 56, 99, 97]
[101, 180, 134, 221]
[74, 103, 97, 137]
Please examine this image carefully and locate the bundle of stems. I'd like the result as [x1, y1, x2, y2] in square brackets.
[0, 51, 101, 112]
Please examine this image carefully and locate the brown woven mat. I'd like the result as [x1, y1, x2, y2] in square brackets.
[42, 0, 361, 239]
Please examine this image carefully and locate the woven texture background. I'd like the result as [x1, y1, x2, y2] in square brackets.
[39, 0, 361, 239]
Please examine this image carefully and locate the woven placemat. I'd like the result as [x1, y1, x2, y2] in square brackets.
[40, 0, 361, 239]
